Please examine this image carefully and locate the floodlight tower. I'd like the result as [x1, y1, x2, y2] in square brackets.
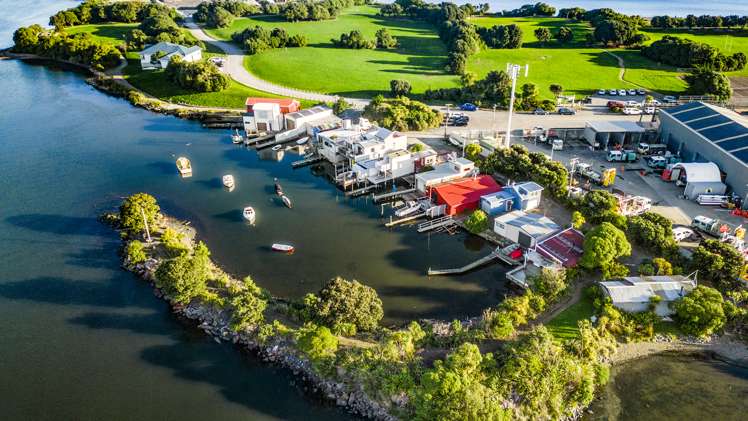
[505, 63, 529, 148]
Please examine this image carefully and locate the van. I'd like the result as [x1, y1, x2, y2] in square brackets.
[637, 143, 668, 156]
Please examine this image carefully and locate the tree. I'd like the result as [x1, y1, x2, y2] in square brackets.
[210, 6, 235, 28]
[464, 209, 489, 234]
[549, 84, 564, 97]
[408, 143, 425, 152]
[154, 249, 209, 305]
[685, 68, 732, 101]
[593, 19, 639, 47]
[627, 212, 676, 255]
[460, 71, 477, 87]
[297, 325, 338, 360]
[119, 193, 160, 235]
[555, 26, 574, 43]
[125, 240, 147, 264]
[652, 257, 673, 275]
[578, 190, 624, 228]
[534, 27, 552, 44]
[465, 143, 482, 161]
[530, 268, 567, 301]
[313, 277, 383, 332]
[672, 286, 728, 337]
[571, 211, 585, 230]
[230, 277, 267, 332]
[332, 97, 351, 115]
[389, 79, 412, 97]
[580, 222, 631, 272]
[690, 239, 746, 291]
[375, 28, 398, 49]
[166, 56, 229, 92]
[161, 227, 188, 256]
[332, 30, 375, 49]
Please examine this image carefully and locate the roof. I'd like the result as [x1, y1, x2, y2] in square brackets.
[246, 97, 300, 107]
[140, 42, 201, 56]
[495, 211, 560, 239]
[416, 162, 461, 183]
[514, 181, 544, 195]
[387, 149, 410, 159]
[433, 175, 501, 206]
[536, 227, 585, 267]
[587, 120, 646, 133]
[482, 190, 515, 206]
[454, 157, 474, 166]
[671, 162, 722, 183]
[600, 275, 697, 304]
[663, 102, 748, 166]
[285, 106, 331, 121]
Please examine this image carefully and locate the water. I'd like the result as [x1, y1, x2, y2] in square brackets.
[586, 353, 748, 420]
[426, 1, 748, 17]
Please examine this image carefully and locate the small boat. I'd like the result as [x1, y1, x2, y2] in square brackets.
[176, 157, 192, 177]
[296, 137, 309, 145]
[274, 178, 283, 196]
[271, 144, 283, 151]
[222, 174, 235, 190]
[281, 194, 293, 209]
[242, 206, 256, 224]
[231, 129, 243, 144]
[271, 243, 294, 253]
[395, 201, 420, 217]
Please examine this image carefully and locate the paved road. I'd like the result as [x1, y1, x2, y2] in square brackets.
[184, 19, 370, 107]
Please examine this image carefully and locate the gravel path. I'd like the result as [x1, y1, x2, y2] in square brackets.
[184, 19, 370, 108]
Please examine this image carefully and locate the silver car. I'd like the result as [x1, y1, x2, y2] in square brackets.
[618, 89, 627, 96]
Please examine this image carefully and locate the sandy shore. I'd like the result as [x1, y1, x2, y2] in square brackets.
[612, 334, 748, 367]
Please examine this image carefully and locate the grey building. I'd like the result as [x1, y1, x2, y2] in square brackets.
[659, 102, 748, 200]
[584, 121, 647, 148]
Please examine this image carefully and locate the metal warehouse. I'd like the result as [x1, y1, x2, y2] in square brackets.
[659, 102, 748, 200]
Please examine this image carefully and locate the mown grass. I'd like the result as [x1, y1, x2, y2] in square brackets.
[209, 5, 458, 97]
[546, 294, 595, 340]
[65, 23, 136, 45]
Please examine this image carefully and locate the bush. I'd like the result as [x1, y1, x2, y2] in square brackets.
[685, 68, 733, 101]
[530, 268, 568, 301]
[477, 24, 523, 48]
[313, 277, 383, 332]
[580, 222, 632, 275]
[464, 143, 482, 161]
[297, 325, 338, 359]
[464, 209, 489, 234]
[389, 79, 412, 97]
[479, 144, 568, 198]
[154, 242, 211, 305]
[690, 239, 747, 292]
[375, 28, 399, 49]
[119, 193, 160, 235]
[363, 97, 441, 132]
[125, 240, 147, 264]
[194, 1, 261, 28]
[332, 30, 375, 49]
[233, 26, 307, 54]
[161, 227, 188, 256]
[230, 277, 267, 332]
[672, 286, 728, 337]
[165, 56, 229, 92]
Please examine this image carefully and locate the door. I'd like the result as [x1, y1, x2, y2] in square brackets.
[518, 231, 533, 248]
[257, 122, 268, 131]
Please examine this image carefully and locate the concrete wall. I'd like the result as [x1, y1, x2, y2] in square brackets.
[660, 112, 748, 200]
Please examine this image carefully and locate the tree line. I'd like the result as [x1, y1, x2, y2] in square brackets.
[13, 24, 121, 70]
[642, 36, 746, 72]
[650, 14, 748, 29]
[49, 0, 178, 29]
[232, 26, 308, 55]
[331, 28, 398, 49]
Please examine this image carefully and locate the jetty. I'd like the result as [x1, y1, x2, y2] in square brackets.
[427, 244, 522, 276]
[417, 216, 454, 233]
[244, 132, 274, 146]
[384, 212, 426, 227]
[345, 184, 378, 197]
[292, 155, 323, 169]
[373, 188, 417, 203]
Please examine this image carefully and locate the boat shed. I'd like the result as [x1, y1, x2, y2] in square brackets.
[284, 106, 335, 130]
[599, 274, 697, 316]
[659, 102, 748, 200]
[535, 227, 585, 268]
[667, 162, 726, 199]
[415, 158, 475, 193]
[584, 121, 646, 149]
[431, 175, 501, 216]
[480, 181, 544, 216]
[493, 211, 560, 248]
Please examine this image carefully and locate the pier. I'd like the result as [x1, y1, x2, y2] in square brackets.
[372, 188, 417, 203]
[384, 212, 426, 227]
[427, 252, 499, 276]
[417, 216, 454, 233]
[244, 132, 275, 146]
[292, 155, 323, 169]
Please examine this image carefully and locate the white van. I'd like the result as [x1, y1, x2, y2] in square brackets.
[637, 143, 668, 156]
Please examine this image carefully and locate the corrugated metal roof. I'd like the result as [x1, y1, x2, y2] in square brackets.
[495, 211, 559, 238]
[600, 275, 696, 304]
[671, 162, 722, 183]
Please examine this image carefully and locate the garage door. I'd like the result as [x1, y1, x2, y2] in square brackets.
[518, 231, 533, 248]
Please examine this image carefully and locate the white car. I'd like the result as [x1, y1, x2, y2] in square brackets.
[623, 107, 642, 115]
[673, 227, 695, 242]
[625, 100, 641, 107]
[618, 89, 627, 96]
[627, 89, 637, 95]
[598, 89, 607, 95]
[609, 89, 618, 95]
[637, 88, 646, 95]
[647, 99, 661, 106]
[663, 95, 677, 103]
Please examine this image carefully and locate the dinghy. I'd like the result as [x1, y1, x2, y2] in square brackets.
[281, 194, 293, 209]
[222, 174, 235, 189]
[274, 178, 283, 196]
[271, 144, 283, 151]
[176, 157, 192, 177]
[271, 243, 294, 253]
[395, 201, 420, 217]
[242, 206, 256, 224]
[231, 129, 243, 144]
[296, 137, 309, 145]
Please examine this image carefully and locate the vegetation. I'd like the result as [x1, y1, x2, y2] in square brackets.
[375, 28, 398, 49]
[119, 193, 160, 236]
[309, 277, 383, 332]
[576, 190, 625, 229]
[332, 30, 376, 49]
[534, 27, 552, 44]
[164, 56, 229, 93]
[49, 0, 177, 29]
[464, 209, 489, 234]
[480, 144, 568, 198]
[194, 1, 261, 28]
[281, 0, 366, 22]
[685, 68, 733, 100]
[571, 210, 585, 230]
[642, 36, 746, 72]
[232, 26, 308, 55]
[503, 3, 557, 17]
[161, 227, 188, 256]
[12, 25, 122, 70]
[649, 15, 748, 29]
[672, 286, 730, 337]
[464, 143, 482, 161]
[125, 240, 147, 264]
[389, 79, 412, 97]
[424, 70, 511, 106]
[297, 325, 339, 359]
[154, 242, 211, 305]
[580, 222, 632, 279]
[363, 96, 441, 131]
[477, 24, 523, 49]
[230, 277, 268, 332]
[690, 239, 747, 292]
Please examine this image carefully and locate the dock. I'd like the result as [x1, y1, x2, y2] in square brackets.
[373, 188, 417, 203]
[292, 155, 323, 169]
[255, 134, 302, 150]
[417, 216, 454, 233]
[345, 184, 378, 197]
[427, 252, 498, 276]
[244, 132, 275, 146]
[384, 212, 426, 227]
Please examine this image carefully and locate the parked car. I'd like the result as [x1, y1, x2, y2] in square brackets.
[452, 118, 469, 127]
[644, 107, 656, 114]
[598, 89, 607, 95]
[637, 88, 646, 95]
[460, 103, 477, 111]
[609, 89, 618, 95]
[663, 95, 677, 103]
[646, 156, 668, 168]
[607, 100, 625, 108]
[647, 99, 661, 106]
[624, 100, 641, 107]
[558, 107, 576, 115]
[623, 107, 642, 115]
[618, 89, 627, 96]
[627, 89, 637, 95]
[673, 227, 695, 242]
[533, 108, 550, 115]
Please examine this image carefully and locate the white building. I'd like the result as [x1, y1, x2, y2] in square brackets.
[284, 106, 334, 130]
[414, 157, 474, 193]
[318, 126, 407, 165]
[666, 162, 727, 200]
[599, 274, 697, 316]
[243, 102, 284, 133]
[493, 211, 560, 248]
[352, 149, 414, 184]
[139, 42, 202, 70]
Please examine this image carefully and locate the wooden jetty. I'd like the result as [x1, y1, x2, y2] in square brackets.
[292, 155, 323, 169]
[244, 132, 274, 146]
[384, 212, 426, 227]
[417, 216, 454, 233]
[373, 188, 417, 203]
[345, 184, 378, 197]
[255, 134, 302, 150]
[427, 244, 521, 276]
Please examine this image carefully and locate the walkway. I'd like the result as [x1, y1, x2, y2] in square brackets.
[183, 19, 370, 108]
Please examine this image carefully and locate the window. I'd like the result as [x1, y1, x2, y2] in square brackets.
[496, 222, 505, 230]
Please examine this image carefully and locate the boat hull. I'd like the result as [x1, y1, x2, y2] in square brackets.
[271, 244, 294, 253]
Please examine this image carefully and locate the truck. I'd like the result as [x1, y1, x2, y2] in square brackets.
[636, 143, 668, 156]
[575, 163, 602, 184]
[606, 149, 638, 162]
[691, 215, 730, 237]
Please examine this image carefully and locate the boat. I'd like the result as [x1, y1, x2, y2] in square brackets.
[176, 157, 192, 177]
[231, 129, 243, 144]
[296, 137, 309, 145]
[281, 194, 293, 209]
[395, 201, 420, 217]
[242, 206, 256, 224]
[271, 144, 283, 151]
[274, 178, 283, 196]
[222, 174, 235, 189]
[271, 243, 294, 253]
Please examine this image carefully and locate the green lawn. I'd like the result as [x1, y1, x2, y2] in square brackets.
[66, 23, 136, 46]
[209, 6, 458, 97]
[546, 294, 595, 341]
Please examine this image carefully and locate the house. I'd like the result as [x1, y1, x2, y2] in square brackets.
[317, 126, 407, 165]
[660, 102, 748, 200]
[431, 175, 501, 216]
[493, 211, 560, 248]
[411, 149, 438, 171]
[535, 227, 585, 268]
[284, 106, 334, 130]
[243, 102, 284, 134]
[353, 149, 414, 184]
[665, 162, 727, 200]
[139, 42, 202, 70]
[584, 120, 647, 149]
[246, 97, 300, 114]
[599, 274, 697, 316]
[506, 249, 564, 289]
[415, 158, 475, 193]
[480, 181, 544, 215]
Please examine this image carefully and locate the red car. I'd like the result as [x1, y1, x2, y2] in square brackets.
[607, 100, 625, 108]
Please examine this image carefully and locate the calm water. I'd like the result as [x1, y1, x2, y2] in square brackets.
[426, 1, 748, 17]
[586, 353, 748, 420]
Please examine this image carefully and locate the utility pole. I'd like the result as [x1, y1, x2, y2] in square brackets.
[444, 103, 453, 139]
[505, 63, 528, 148]
[492, 104, 497, 133]
[568, 157, 579, 196]
[139, 206, 152, 243]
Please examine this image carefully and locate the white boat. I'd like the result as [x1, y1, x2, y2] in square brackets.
[271, 243, 294, 253]
[242, 206, 256, 224]
[281, 194, 293, 209]
[271, 144, 283, 151]
[395, 201, 420, 217]
[274, 178, 283, 196]
[296, 137, 309, 145]
[176, 157, 192, 177]
[222, 174, 235, 189]
[231, 129, 243, 144]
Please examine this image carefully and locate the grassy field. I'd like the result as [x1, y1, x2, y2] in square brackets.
[546, 294, 595, 340]
[66, 23, 136, 45]
[208, 5, 458, 97]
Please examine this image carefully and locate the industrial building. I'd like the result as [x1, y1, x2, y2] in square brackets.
[659, 102, 748, 200]
[583, 121, 648, 149]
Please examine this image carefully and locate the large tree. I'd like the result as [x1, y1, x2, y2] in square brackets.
[313, 277, 384, 332]
[230, 277, 267, 332]
[119, 193, 160, 235]
[672, 286, 728, 337]
[685, 68, 732, 101]
[534, 27, 552, 44]
[580, 222, 631, 273]
[154, 242, 211, 305]
[690, 239, 746, 291]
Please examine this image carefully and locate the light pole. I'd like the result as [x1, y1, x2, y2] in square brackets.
[444, 103, 453, 139]
[568, 157, 579, 196]
[505, 63, 528, 148]
[492, 104, 497, 134]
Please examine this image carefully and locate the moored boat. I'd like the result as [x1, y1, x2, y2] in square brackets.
[222, 174, 235, 189]
[271, 144, 283, 151]
[176, 157, 192, 177]
[281, 194, 293, 209]
[242, 206, 256, 224]
[395, 201, 420, 217]
[274, 178, 283, 196]
[231, 129, 243, 144]
[296, 137, 309, 145]
[271, 243, 294, 253]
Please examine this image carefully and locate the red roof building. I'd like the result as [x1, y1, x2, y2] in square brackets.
[536, 227, 585, 267]
[431, 175, 501, 216]
[245, 97, 300, 114]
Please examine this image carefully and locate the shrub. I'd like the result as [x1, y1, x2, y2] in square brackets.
[165, 56, 229, 92]
[672, 286, 728, 337]
[119, 193, 160, 235]
[389, 79, 412, 97]
[125, 240, 147, 264]
[230, 277, 267, 332]
[464, 209, 489, 234]
[161, 227, 188, 256]
[465, 143, 482, 161]
[233, 26, 307, 54]
[375, 28, 399, 49]
[313, 277, 383, 332]
[297, 325, 338, 359]
[580, 222, 632, 275]
[154, 242, 211, 305]
[332, 30, 375, 49]
[363, 97, 441, 132]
